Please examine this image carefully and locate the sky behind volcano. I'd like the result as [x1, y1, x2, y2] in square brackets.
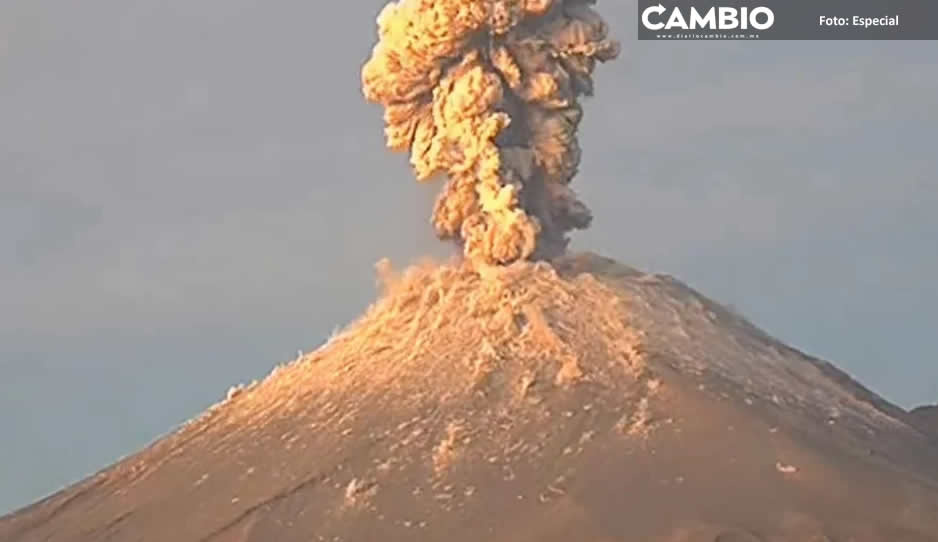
[2, 0, 937, 515]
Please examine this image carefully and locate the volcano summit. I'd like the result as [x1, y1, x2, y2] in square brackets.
[2, 254, 937, 541]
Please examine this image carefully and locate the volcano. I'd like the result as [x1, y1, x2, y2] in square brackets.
[2, 253, 937, 541]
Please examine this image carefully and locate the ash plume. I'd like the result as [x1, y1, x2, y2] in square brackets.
[362, 0, 619, 265]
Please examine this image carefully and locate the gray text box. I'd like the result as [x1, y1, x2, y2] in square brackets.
[637, 0, 938, 40]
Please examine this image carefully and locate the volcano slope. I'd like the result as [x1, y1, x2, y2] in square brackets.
[2, 253, 937, 542]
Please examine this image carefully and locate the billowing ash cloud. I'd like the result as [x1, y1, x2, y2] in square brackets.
[362, 0, 619, 265]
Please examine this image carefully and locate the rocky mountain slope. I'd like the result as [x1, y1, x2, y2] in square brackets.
[2, 253, 936, 541]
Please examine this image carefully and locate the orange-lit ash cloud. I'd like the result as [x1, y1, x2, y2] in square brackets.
[362, 0, 619, 265]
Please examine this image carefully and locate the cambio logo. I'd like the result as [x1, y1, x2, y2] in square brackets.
[642, 3, 775, 31]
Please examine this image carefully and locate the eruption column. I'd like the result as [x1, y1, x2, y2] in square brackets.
[362, 0, 619, 265]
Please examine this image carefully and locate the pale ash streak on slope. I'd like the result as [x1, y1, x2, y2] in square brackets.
[362, 0, 619, 265]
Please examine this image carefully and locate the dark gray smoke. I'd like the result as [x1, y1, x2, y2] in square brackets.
[362, 0, 619, 265]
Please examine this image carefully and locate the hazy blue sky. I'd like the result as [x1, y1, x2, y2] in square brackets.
[2, 0, 936, 515]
